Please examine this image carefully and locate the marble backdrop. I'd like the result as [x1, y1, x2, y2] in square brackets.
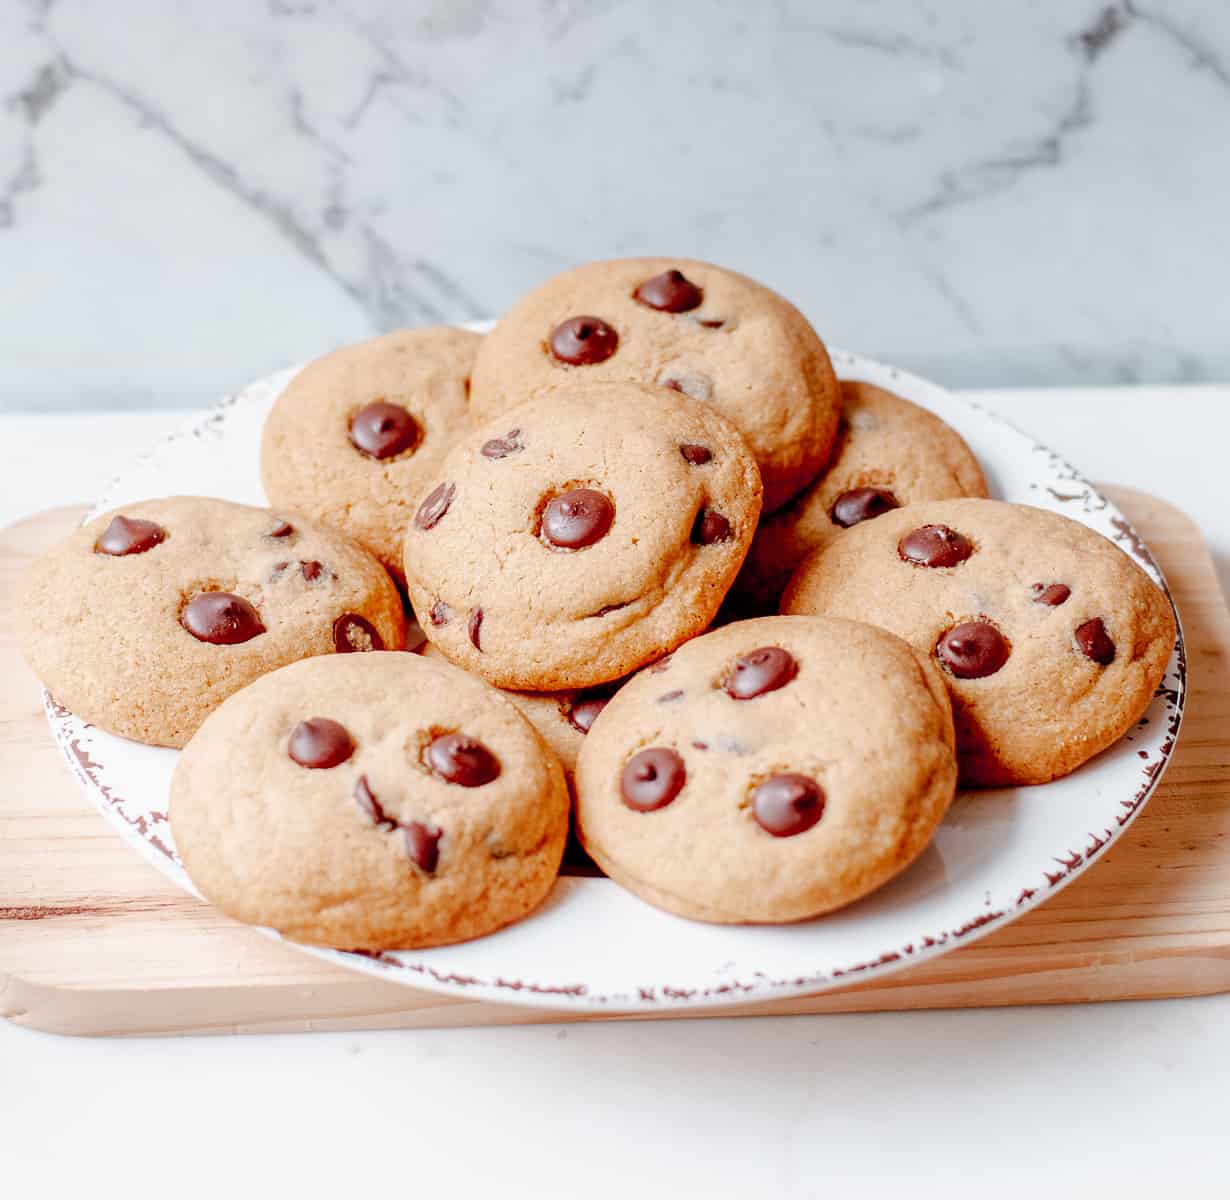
[1, 0, 1227, 410]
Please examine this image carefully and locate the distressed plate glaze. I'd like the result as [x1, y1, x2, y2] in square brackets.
[46, 344, 1185, 1012]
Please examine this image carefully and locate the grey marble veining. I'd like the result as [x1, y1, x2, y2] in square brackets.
[1, 0, 1227, 411]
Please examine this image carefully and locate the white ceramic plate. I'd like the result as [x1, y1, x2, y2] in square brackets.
[47, 345, 1186, 1012]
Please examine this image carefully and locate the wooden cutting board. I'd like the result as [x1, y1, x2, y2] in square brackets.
[2, 489, 1228, 1037]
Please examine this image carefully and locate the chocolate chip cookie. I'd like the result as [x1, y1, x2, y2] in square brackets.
[17, 497, 405, 747]
[468, 258, 840, 511]
[574, 616, 957, 924]
[170, 651, 569, 950]
[404, 383, 763, 691]
[782, 498, 1176, 785]
[261, 327, 480, 581]
[735, 381, 988, 608]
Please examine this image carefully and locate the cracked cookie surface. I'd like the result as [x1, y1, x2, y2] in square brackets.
[404, 383, 763, 691]
[17, 496, 405, 747]
[574, 615, 957, 924]
[170, 651, 569, 950]
[782, 498, 1176, 785]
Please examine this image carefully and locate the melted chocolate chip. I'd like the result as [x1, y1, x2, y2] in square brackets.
[181, 592, 265, 645]
[300, 560, 327, 583]
[429, 600, 451, 627]
[937, 621, 1010, 679]
[468, 607, 484, 650]
[725, 646, 798, 699]
[402, 822, 442, 873]
[354, 775, 395, 829]
[481, 428, 524, 459]
[692, 508, 733, 545]
[288, 717, 354, 769]
[658, 371, 713, 401]
[657, 688, 685, 703]
[268, 520, 294, 538]
[542, 488, 615, 550]
[679, 443, 713, 465]
[898, 524, 973, 568]
[620, 747, 686, 812]
[831, 487, 899, 529]
[633, 269, 703, 313]
[752, 774, 825, 837]
[350, 401, 420, 460]
[415, 482, 455, 530]
[1075, 617, 1115, 665]
[333, 613, 384, 653]
[425, 732, 500, 787]
[95, 515, 166, 557]
[1032, 582, 1071, 606]
[567, 694, 610, 734]
[549, 316, 619, 366]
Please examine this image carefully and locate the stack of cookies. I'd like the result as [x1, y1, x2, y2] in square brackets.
[17, 258, 1177, 952]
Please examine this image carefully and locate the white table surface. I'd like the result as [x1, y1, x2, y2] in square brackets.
[2, 385, 1228, 1197]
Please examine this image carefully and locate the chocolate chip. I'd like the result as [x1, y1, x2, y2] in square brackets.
[542, 488, 615, 550]
[549, 316, 618, 366]
[429, 600, 451, 627]
[350, 401, 420, 460]
[620, 748, 686, 812]
[402, 822, 442, 873]
[424, 732, 500, 787]
[1032, 582, 1071, 606]
[333, 613, 384, 653]
[300, 560, 327, 583]
[657, 689, 685, 703]
[725, 646, 798, 699]
[181, 592, 265, 645]
[566, 694, 610, 734]
[95, 515, 166, 557]
[633, 269, 703, 313]
[937, 621, 1010, 679]
[468, 607, 484, 650]
[415, 482, 455, 530]
[752, 774, 825, 837]
[679, 443, 712, 465]
[831, 487, 899, 529]
[692, 508, 733, 545]
[1075, 617, 1115, 665]
[481, 428, 524, 459]
[268, 520, 294, 538]
[354, 775, 395, 828]
[288, 717, 354, 769]
[696, 318, 725, 329]
[898, 524, 973, 568]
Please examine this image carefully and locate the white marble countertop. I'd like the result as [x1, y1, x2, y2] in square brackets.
[1, 385, 1228, 1196]
[2, 0, 1229, 413]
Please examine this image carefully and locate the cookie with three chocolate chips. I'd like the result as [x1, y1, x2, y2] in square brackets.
[574, 616, 957, 924]
[404, 382, 763, 691]
[782, 498, 1176, 785]
[467, 257, 840, 511]
[261, 327, 480, 582]
[734, 380, 988, 609]
[17, 496, 405, 747]
[170, 652, 569, 950]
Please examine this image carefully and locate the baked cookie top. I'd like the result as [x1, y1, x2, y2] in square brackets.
[17, 496, 405, 747]
[261, 327, 480, 580]
[403, 382, 763, 691]
[468, 257, 839, 511]
[574, 616, 957, 924]
[736, 381, 987, 608]
[782, 498, 1177, 785]
[171, 652, 569, 951]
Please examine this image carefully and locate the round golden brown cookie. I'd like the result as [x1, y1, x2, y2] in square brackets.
[170, 652, 569, 950]
[17, 497, 405, 747]
[468, 257, 839, 511]
[404, 382, 763, 691]
[734, 381, 988, 609]
[782, 498, 1176, 786]
[260, 327, 480, 581]
[574, 616, 957, 924]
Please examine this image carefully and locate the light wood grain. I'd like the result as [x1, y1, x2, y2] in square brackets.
[2, 489, 1228, 1036]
